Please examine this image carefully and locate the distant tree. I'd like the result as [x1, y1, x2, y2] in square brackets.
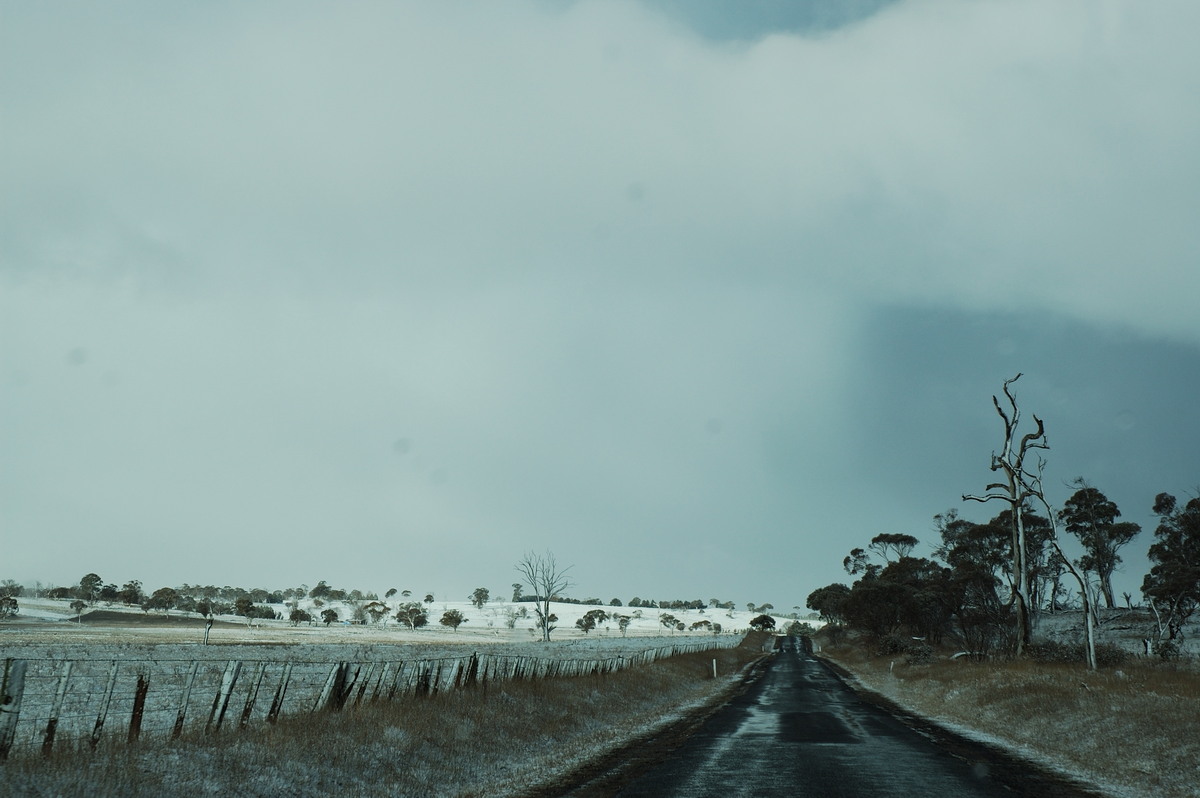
[746, 602, 755, 612]
[321, 608, 339, 626]
[615, 614, 631, 636]
[787, 621, 817, 637]
[758, 603, 774, 612]
[711, 622, 723, 635]
[628, 597, 643, 607]
[1142, 492, 1200, 646]
[575, 608, 608, 634]
[749, 614, 775, 631]
[118, 580, 143, 606]
[79, 573, 103, 604]
[806, 584, 851, 625]
[363, 601, 390, 624]
[690, 620, 712, 632]
[70, 599, 87, 621]
[143, 587, 178, 614]
[1058, 480, 1141, 609]
[868, 533, 920, 562]
[394, 602, 429, 630]
[385, 588, 398, 599]
[0, 595, 18, 619]
[440, 609, 467, 631]
[423, 593, 435, 604]
[289, 608, 312, 626]
[0, 580, 21, 598]
[515, 550, 574, 642]
[470, 587, 490, 609]
[98, 583, 119, 604]
[309, 581, 332, 599]
[659, 613, 679, 632]
[512, 583, 524, 602]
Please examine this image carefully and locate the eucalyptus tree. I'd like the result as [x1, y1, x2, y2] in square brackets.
[1058, 480, 1140, 609]
[1142, 492, 1200, 645]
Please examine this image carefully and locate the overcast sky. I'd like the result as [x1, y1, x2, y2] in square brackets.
[3, 0, 1199, 611]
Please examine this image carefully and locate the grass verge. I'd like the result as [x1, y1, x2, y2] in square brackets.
[1, 640, 767, 797]
[816, 635, 1200, 798]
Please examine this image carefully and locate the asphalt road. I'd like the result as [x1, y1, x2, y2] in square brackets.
[563, 638, 1102, 798]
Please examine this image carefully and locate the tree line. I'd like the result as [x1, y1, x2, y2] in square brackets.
[807, 375, 1200, 668]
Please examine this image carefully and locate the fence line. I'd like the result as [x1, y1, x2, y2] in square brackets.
[0, 637, 743, 758]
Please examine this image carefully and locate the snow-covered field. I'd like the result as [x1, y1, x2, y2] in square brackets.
[1, 596, 797, 757]
[3, 595, 807, 648]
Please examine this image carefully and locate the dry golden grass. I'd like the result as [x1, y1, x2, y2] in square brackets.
[819, 638, 1200, 798]
[1, 644, 766, 797]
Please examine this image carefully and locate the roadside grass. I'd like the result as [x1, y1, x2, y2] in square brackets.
[0, 642, 767, 797]
[818, 636, 1200, 798]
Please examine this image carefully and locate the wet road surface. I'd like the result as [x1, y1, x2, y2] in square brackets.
[567, 638, 1100, 798]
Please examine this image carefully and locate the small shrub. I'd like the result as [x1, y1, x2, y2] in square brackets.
[904, 644, 933, 665]
[874, 634, 909, 657]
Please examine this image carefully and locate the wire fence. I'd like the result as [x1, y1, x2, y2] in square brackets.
[0, 637, 744, 758]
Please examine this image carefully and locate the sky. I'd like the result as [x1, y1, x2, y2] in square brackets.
[3, 0, 1199, 611]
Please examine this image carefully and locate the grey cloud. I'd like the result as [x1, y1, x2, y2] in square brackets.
[2, 1, 1198, 605]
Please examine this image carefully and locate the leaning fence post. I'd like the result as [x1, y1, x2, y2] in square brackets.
[239, 662, 267, 729]
[173, 661, 200, 739]
[41, 661, 73, 756]
[266, 663, 292, 724]
[372, 663, 393, 702]
[91, 661, 119, 750]
[206, 661, 242, 734]
[316, 663, 349, 712]
[353, 663, 375, 708]
[1, 659, 28, 760]
[128, 672, 150, 744]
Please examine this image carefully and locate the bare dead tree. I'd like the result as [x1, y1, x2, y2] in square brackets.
[963, 374, 1044, 655]
[963, 374, 1097, 669]
[515, 551, 574, 642]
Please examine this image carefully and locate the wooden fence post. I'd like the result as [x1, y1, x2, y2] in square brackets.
[206, 661, 242, 734]
[266, 663, 292, 724]
[0, 659, 28, 760]
[239, 662, 267, 729]
[173, 661, 200, 739]
[41, 661, 73, 756]
[372, 662, 393, 702]
[316, 663, 350, 712]
[91, 661, 118, 750]
[128, 673, 150, 744]
[385, 662, 405, 701]
[338, 664, 358, 710]
[353, 663, 375, 708]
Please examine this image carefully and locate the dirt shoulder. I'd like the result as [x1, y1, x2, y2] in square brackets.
[816, 640, 1196, 798]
